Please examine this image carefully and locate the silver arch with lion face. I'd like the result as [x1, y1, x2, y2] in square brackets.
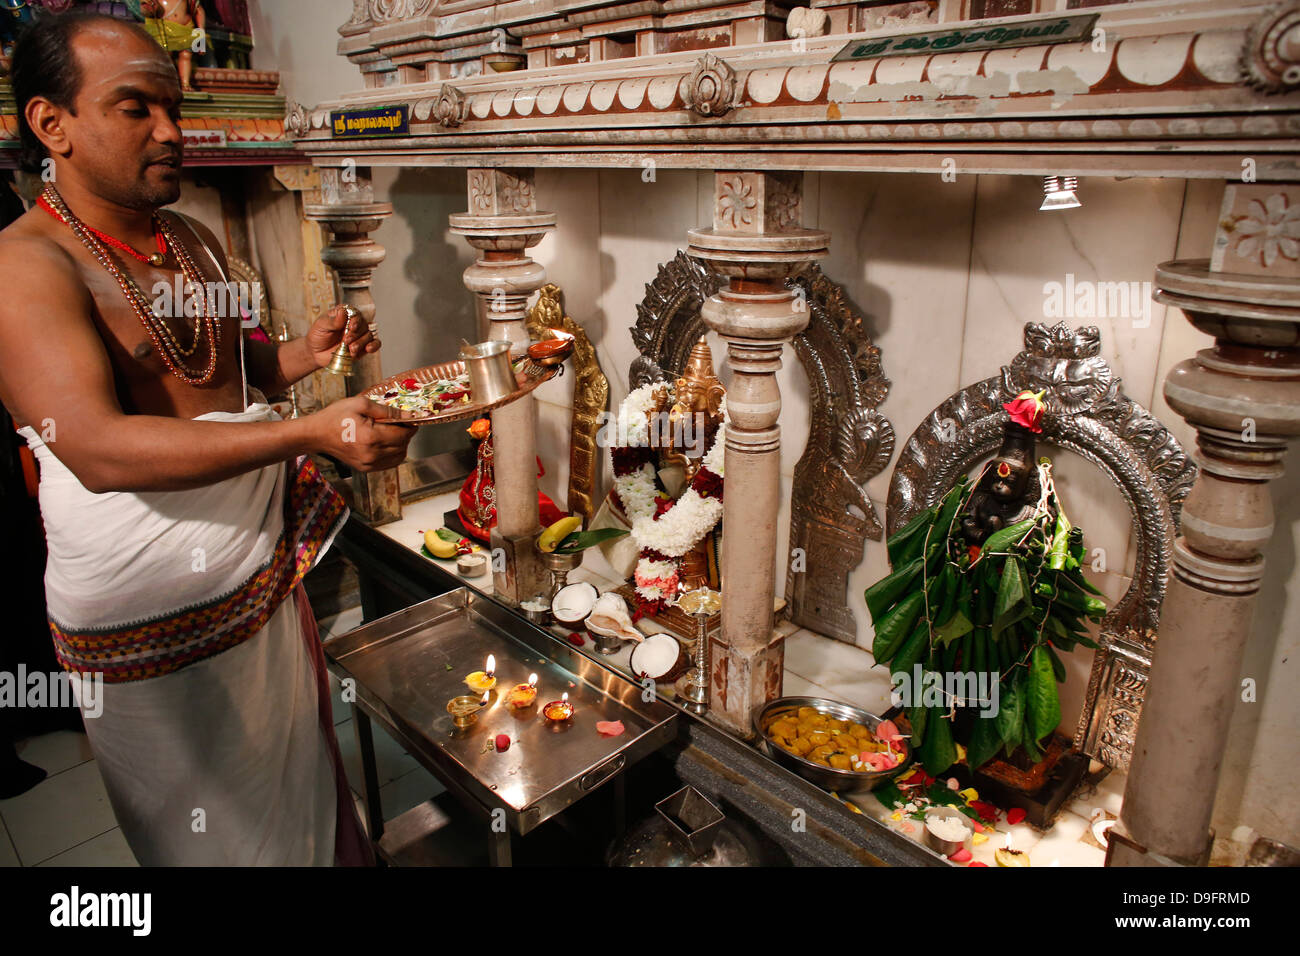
[630, 254, 894, 645]
[886, 322, 1197, 771]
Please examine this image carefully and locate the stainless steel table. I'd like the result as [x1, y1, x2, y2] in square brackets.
[323, 587, 679, 865]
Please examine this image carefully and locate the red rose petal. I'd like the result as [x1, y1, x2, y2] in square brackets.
[494, 734, 510, 752]
[949, 847, 972, 862]
[970, 800, 999, 822]
[876, 719, 900, 742]
[596, 720, 625, 737]
[968, 861, 988, 867]
[566, 633, 585, 646]
[1006, 807, 1027, 825]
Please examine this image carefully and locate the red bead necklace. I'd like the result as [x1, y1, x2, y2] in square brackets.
[36, 193, 168, 266]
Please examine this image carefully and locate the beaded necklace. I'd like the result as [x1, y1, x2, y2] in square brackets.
[40, 185, 221, 385]
[36, 191, 167, 266]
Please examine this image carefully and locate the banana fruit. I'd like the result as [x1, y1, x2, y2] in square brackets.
[537, 516, 582, 553]
[424, 529, 459, 559]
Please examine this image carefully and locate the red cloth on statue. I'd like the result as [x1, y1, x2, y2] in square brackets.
[457, 440, 566, 542]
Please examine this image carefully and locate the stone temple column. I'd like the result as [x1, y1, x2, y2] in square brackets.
[449, 169, 556, 602]
[1109, 182, 1300, 866]
[687, 171, 829, 735]
[304, 166, 399, 524]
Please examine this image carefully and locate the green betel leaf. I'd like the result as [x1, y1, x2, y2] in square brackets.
[890, 621, 931, 679]
[991, 556, 1030, 637]
[920, 707, 957, 776]
[871, 590, 926, 663]
[933, 564, 959, 628]
[934, 609, 974, 647]
[927, 479, 969, 557]
[865, 556, 923, 623]
[874, 782, 905, 810]
[908, 703, 929, 750]
[967, 715, 1002, 772]
[552, 527, 630, 553]
[434, 527, 462, 543]
[995, 675, 1024, 748]
[1027, 645, 1062, 742]
[976, 517, 1036, 560]
[888, 506, 937, 567]
[1045, 643, 1067, 683]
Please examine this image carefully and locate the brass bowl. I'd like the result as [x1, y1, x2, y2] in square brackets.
[753, 696, 912, 795]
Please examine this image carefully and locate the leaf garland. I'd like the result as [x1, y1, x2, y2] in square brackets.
[865, 458, 1108, 777]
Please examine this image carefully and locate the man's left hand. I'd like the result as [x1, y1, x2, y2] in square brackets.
[306, 305, 381, 369]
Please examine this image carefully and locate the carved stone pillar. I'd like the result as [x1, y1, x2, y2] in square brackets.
[449, 169, 556, 603]
[1109, 183, 1300, 867]
[304, 167, 400, 524]
[687, 171, 829, 735]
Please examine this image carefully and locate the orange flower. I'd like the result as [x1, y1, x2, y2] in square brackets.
[467, 418, 491, 440]
[1002, 389, 1046, 433]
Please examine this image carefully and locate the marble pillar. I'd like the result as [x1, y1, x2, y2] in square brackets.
[449, 169, 556, 602]
[304, 167, 400, 525]
[1109, 183, 1300, 866]
[687, 171, 829, 735]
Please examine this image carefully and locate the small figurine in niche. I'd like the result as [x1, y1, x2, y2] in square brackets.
[960, 389, 1048, 545]
[140, 0, 204, 91]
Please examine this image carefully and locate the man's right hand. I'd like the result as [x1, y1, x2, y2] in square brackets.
[308, 395, 415, 472]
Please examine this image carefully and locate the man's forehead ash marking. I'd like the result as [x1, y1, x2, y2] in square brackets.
[87, 60, 181, 98]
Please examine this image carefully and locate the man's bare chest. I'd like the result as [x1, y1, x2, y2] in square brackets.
[76, 255, 246, 417]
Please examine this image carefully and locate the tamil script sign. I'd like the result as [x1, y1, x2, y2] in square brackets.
[330, 105, 410, 138]
[832, 13, 1099, 62]
[182, 128, 227, 149]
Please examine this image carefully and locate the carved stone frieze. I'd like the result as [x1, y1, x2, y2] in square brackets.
[434, 83, 466, 128]
[312, 5, 1300, 178]
[284, 101, 308, 138]
[682, 53, 738, 118]
[1241, 1, 1300, 93]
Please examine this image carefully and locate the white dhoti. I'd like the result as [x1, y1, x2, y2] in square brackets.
[20, 404, 370, 866]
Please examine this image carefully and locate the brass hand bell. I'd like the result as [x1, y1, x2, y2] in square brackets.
[325, 305, 358, 376]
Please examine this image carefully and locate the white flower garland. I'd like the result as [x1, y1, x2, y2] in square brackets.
[615, 383, 659, 448]
[630, 488, 723, 558]
[612, 386, 728, 608]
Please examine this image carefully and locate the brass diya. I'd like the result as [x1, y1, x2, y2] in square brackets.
[446, 694, 484, 729]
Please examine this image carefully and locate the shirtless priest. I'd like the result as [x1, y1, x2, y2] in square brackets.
[0, 12, 414, 865]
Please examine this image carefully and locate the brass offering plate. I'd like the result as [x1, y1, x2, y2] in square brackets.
[365, 358, 559, 425]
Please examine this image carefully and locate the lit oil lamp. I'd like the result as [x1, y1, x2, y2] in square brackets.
[542, 692, 574, 722]
[465, 654, 498, 694]
[506, 673, 539, 709]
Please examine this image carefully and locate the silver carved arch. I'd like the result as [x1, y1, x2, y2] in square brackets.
[886, 322, 1197, 771]
[631, 252, 894, 644]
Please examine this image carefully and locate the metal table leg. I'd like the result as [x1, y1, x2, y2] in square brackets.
[488, 825, 513, 867]
[612, 774, 627, 842]
[353, 705, 385, 842]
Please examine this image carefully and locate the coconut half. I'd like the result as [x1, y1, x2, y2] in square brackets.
[585, 592, 643, 643]
[629, 633, 686, 681]
[551, 581, 598, 627]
